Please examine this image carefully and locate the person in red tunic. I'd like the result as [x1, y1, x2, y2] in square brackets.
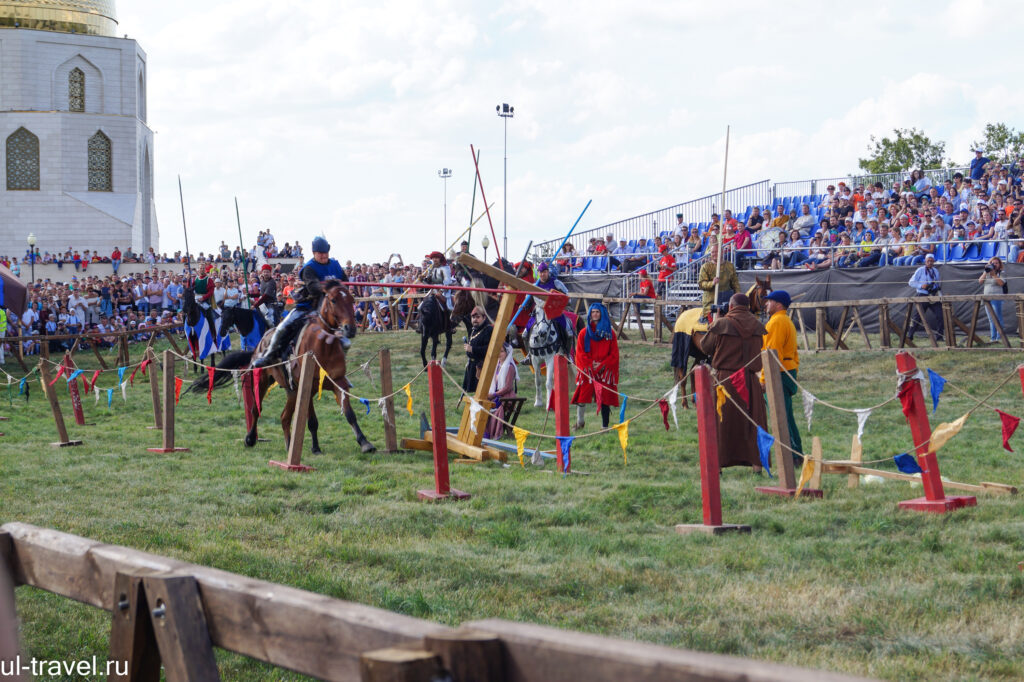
[656, 244, 676, 296]
[571, 302, 620, 430]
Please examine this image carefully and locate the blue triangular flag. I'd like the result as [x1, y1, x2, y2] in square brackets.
[619, 397, 628, 424]
[893, 453, 923, 474]
[359, 397, 370, 415]
[927, 369, 946, 414]
[557, 436, 574, 474]
[756, 425, 774, 478]
[18, 377, 26, 395]
[117, 367, 126, 384]
[106, 388, 114, 408]
[67, 369, 84, 383]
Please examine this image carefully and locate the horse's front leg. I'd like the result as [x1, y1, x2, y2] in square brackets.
[545, 355, 556, 409]
[532, 356, 545, 408]
[338, 388, 375, 453]
[279, 372, 297, 448]
[420, 334, 429, 367]
[308, 402, 321, 455]
[243, 372, 267, 447]
[441, 328, 452, 367]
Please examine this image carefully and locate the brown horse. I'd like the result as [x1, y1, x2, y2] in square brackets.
[669, 275, 772, 408]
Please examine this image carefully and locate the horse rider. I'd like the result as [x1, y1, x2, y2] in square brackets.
[190, 263, 218, 334]
[252, 263, 279, 325]
[421, 251, 455, 310]
[697, 238, 739, 324]
[252, 236, 347, 370]
[525, 262, 572, 349]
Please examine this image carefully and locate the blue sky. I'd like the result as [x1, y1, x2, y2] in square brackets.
[120, 0, 1024, 262]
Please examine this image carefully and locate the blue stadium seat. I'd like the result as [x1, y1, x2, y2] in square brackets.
[949, 245, 967, 262]
[932, 243, 946, 261]
[980, 241, 997, 260]
[660, 231, 670, 238]
[628, 240, 637, 249]
[965, 244, 981, 261]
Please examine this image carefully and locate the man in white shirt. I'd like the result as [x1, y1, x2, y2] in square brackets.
[213, 278, 227, 310]
[792, 204, 816, 238]
[223, 279, 240, 308]
[68, 290, 89, 324]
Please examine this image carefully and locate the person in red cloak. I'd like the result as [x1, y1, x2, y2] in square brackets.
[571, 302, 619, 430]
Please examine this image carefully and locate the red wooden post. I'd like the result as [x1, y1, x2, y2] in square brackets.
[61, 353, 88, 426]
[418, 362, 469, 501]
[895, 352, 976, 513]
[675, 365, 750, 535]
[553, 354, 570, 473]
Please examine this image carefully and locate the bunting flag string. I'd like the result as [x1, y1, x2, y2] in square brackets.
[728, 369, 748, 406]
[658, 399, 670, 431]
[206, 366, 216, 404]
[318, 368, 328, 400]
[668, 383, 679, 429]
[795, 457, 815, 497]
[614, 420, 630, 465]
[618, 397, 628, 424]
[893, 453, 923, 474]
[174, 377, 183, 405]
[359, 397, 371, 416]
[855, 408, 871, 441]
[715, 385, 727, 420]
[80, 374, 89, 394]
[997, 410, 1020, 452]
[802, 389, 815, 432]
[513, 426, 529, 468]
[756, 425, 774, 478]
[403, 384, 414, 416]
[929, 413, 968, 453]
[927, 369, 947, 413]
[557, 436, 574, 475]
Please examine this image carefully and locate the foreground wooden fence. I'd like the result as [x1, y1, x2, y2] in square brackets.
[0, 523, 870, 681]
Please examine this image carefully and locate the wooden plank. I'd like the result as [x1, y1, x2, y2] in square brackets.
[821, 464, 1001, 495]
[633, 302, 648, 342]
[360, 648, 443, 682]
[163, 330, 183, 356]
[1017, 300, 1024, 349]
[795, 308, 811, 352]
[850, 306, 871, 349]
[379, 349, 399, 453]
[941, 302, 956, 349]
[762, 349, 795, 489]
[108, 572, 161, 682]
[984, 300, 1010, 347]
[422, 429, 505, 463]
[950, 314, 983, 346]
[819, 316, 848, 351]
[453, 255, 546, 294]
[465, 619, 872, 682]
[90, 337, 110, 370]
[815, 308, 826, 351]
[38, 360, 78, 446]
[897, 304, 914, 348]
[424, 629, 506, 682]
[13, 336, 29, 375]
[1, 522, 452, 682]
[912, 302, 939, 348]
[967, 301, 981, 348]
[832, 306, 850, 351]
[285, 353, 316, 467]
[458, 292, 516, 447]
[848, 433, 862, 490]
[878, 303, 891, 349]
[141, 574, 221, 681]
[0, 532, 25, 682]
[808, 437, 822, 491]
[147, 348, 162, 431]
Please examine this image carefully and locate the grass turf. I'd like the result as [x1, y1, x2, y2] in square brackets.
[2, 332, 1024, 681]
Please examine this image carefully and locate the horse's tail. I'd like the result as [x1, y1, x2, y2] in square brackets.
[185, 350, 254, 394]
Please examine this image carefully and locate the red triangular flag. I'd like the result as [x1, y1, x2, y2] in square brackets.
[207, 366, 216, 405]
[129, 366, 139, 387]
[898, 381, 915, 419]
[252, 368, 263, 414]
[729, 368, 749, 406]
[658, 399, 670, 430]
[997, 409, 1020, 452]
[49, 366, 65, 386]
[140, 358, 150, 376]
[88, 370, 101, 392]
[174, 376, 183, 404]
[80, 375, 90, 393]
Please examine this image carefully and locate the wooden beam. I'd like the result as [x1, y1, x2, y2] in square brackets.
[108, 572, 161, 682]
[453, 255, 546, 294]
[141, 574, 221, 681]
[850, 306, 871, 349]
[821, 464, 1016, 495]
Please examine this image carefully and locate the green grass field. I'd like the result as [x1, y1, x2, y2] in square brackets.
[2, 332, 1024, 681]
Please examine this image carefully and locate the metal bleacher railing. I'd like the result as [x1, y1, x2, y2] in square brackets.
[537, 166, 971, 266]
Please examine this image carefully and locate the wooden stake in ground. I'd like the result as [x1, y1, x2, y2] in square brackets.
[269, 353, 316, 472]
[379, 348, 399, 453]
[148, 350, 188, 453]
[37, 361, 82, 447]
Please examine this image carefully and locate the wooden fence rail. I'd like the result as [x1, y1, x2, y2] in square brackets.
[0, 522, 872, 682]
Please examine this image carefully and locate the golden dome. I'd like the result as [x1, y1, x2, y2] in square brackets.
[0, 0, 117, 37]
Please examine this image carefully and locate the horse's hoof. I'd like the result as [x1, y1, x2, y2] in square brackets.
[534, 400, 544, 408]
[361, 442, 376, 454]
[574, 421, 585, 431]
[311, 446, 322, 455]
[440, 357, 447, 368]
[244, 434, 257, 447]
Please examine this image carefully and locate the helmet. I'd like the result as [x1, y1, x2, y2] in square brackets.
[312, 236, 330, 253]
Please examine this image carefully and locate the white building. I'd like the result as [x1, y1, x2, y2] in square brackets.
[0, 0, 156, 262]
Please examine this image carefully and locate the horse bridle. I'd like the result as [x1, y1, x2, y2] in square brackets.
[318, 288, 356, 340]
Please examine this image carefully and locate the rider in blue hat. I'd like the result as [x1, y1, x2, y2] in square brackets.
[252, 235, 347, 369]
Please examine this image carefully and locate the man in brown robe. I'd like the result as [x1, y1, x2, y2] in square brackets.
[697, 293, 767, 469]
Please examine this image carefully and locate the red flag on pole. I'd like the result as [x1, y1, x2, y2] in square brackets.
[174, 377, 183, 404]
[728, 368, 748, 406]
[997, 410, 1020, 452]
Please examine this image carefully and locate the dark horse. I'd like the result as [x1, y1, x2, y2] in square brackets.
[670, 276, 772, 408]
[415, 288, 475, 367]
[181, 285, 220, 371]
[220, 304, 270, 351]
[193, 280, 375, 455]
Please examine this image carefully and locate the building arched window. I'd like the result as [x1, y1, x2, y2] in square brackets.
[6, 127, 40, 190]
[69, 67, 85, 112]
[88, 131, 112, 191]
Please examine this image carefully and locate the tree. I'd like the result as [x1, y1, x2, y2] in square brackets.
[857, 128, 947, 174]
[970, 123, 1024, 163]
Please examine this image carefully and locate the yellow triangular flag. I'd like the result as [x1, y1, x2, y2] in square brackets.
[929, 413, 968, 453]
[715, 385, 727, 420]
[403, 384, 414, 416]
[266, 382, 277, 394]
[317, 368, 328, 400]
[614, 420, 630, 465]
[795, 456, 814, 498]
[513, 426, 529, 468]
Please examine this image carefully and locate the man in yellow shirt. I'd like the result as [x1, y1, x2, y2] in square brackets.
[762, 290, 802, 459]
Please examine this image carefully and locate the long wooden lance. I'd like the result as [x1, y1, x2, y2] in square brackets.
[470, 144, 503, 264]
[712, 125, 730, 311]
[178, 175, 193, 274]
[235, 197, 251, 309]
[506, 199, 592, 330]
[466, 148, 480, 250]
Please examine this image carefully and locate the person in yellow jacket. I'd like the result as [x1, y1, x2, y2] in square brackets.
[762, 289, 802, 459]
[0, 307, 6, 364]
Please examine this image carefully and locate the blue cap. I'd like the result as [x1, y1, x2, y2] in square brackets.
[764, 290, 791, 307]
[311, 236, 330, 253]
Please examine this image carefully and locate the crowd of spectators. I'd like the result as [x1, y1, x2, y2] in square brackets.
[553, 152, 1024, 282]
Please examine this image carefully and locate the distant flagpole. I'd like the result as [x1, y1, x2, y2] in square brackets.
[713, 126, 730, 310]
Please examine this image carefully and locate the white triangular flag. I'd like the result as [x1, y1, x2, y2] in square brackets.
[94, 385, 100, 405]
[378, 398, 391, 426]
[802, 389, 815, 432]
[120, 380, 128, 402]
[668, 383, 680, 430]
[855, 408, 871, 440]
[232, 370, 240, 401]
[468, 399, 484, 435]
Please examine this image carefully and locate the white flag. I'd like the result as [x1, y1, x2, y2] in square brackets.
[855, 408, 871, 440]
[668, 383, 680, 430]
[378, 397, 391, 426]
[94, 385, 100, 405]
[468, 399, 484, 435]
[802, 389, 816, 432]
[120, 380, 128, 402]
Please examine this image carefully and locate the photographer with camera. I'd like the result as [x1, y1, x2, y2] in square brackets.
[978, 256, 1007, 343]
[907, 254, 943, 341]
